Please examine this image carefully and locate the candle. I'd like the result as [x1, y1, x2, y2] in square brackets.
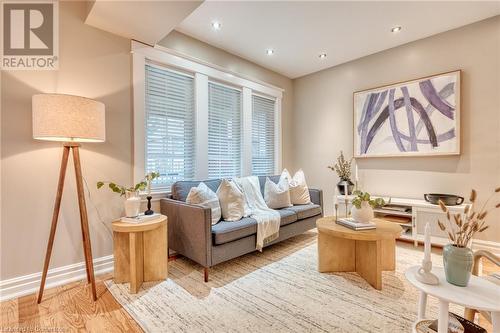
[424, 222, 431, 262]
[355, 164, 359, 183]
[147, 179, 151, 196]
[344, 184, 348, 217]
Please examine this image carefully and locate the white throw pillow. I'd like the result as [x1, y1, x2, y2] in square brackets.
[264, 177, 292, 209]
[282, 169, 311, 205]
[186, 182, 221, 225]
[216, 179, 246, 221]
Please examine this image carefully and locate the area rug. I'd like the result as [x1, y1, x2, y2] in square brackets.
[105, 230, 462, 333]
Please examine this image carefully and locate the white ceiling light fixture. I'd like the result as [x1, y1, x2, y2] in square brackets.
[211, 21, 222, 30]
[391, 26, 402, 33]
[319, 53, 327, 59]
[266, 48, 275, 55]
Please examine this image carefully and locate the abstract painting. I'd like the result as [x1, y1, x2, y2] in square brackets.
[353, 70, 460, 157]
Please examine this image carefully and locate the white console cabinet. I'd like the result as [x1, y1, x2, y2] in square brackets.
[337, 195, 467, 247]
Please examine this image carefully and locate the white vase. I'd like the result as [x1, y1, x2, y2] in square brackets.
[351, 201, 374, 223]
[124, 191, 141, 217]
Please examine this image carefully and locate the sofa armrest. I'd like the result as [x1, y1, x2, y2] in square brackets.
[309, 189, 324, 215]
[160, 198, 212, 267]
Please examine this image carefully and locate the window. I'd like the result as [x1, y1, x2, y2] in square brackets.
[145, 64, 195, 189]
[208, 82, 242, 179]
[133, 42, 282, 192]
[252, 95, 275, 175]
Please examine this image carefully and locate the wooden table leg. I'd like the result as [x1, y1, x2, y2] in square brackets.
[438, 300, 449, 333]
[491, 312, 500, 333]
[318, 231, 355, 273]
[129, 232, 144, 293]
[381, 238, 396, 271]
[143, 222, 168, 281]
[418, 291, 427, 320]
[355, 240, 382, 290]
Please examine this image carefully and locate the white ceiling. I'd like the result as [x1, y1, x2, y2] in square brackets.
[85, 0, 203, 45]
[177, 1, 500, 78]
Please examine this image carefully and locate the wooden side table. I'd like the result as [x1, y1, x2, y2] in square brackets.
[316, 216, 402, 290]
[112, 215, 168, 293]
[405, 265, 500, 333]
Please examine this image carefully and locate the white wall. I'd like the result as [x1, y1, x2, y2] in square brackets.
[292, 16, 500, 242]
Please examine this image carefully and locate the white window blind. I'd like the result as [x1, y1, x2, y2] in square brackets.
[145, 64, 195, 189]
[252, 95, 276, 175]
[208, 82, 242, 179]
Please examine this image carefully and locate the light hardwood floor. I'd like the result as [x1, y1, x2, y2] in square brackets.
[1, 246, 498, 333]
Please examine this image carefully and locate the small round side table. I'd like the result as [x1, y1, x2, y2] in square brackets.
[112, 215, 168, 293]
[405, 265, 500, 333]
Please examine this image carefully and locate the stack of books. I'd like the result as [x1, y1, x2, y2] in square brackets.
[336, 217, 376, 230]
[120, 213, 161, 224]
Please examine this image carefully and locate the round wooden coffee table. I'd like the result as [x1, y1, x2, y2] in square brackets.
[316, 216, 402, 290]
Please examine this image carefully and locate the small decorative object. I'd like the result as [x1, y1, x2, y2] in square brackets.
[415, 222, 439, 285]
[328, 151, 354, 195]
[353, 70, 461, 157]
[97, 171, 160, 218]
[333, 187, 339, 222]
[144, 172, 158, 215]
[351, 191, 386, 223]
[437, 188, 500, 286]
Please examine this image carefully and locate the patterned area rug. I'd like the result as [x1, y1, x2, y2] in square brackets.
[105, 230, 462, 333]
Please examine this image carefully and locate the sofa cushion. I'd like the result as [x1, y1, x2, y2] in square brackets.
[212, 217, 257, 245]
[277, 209, 298, 226]
[258, 175, 280, 197]
[283, 204, 322, 220]
[212, 210, 298, 245]
[172, 179, 222, 202]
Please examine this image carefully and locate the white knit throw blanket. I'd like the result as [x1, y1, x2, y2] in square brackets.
[235, 176, 281, 251]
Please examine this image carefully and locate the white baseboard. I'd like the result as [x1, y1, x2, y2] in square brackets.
[472, 239, 500, 256]
[0, 255, 114, 302]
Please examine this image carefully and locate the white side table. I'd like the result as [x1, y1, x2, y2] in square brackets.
[405, 266, 500, 333]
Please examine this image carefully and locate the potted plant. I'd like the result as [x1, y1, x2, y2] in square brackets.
[437, 188, 500, 286]
[328, 151, 354, 195]
[351, 191, 386, 223]
[97, 172, 160, 217]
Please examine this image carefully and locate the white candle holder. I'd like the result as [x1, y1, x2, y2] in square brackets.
[415, 258, 439, 285]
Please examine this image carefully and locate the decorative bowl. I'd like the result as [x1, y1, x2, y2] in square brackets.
[424, 193, 464, 206]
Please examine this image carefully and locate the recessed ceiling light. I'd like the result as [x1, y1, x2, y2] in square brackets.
[266, 49, 275, 55]
[391, 26, 402, 33]
[319, 53, 327, 59]
[212, 21, 222, 30]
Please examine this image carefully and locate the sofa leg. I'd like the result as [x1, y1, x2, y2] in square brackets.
[204, 267, 209, 282]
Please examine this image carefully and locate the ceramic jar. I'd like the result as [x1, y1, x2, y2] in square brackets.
[351, 201, 374, 223]
[124, 190, 141, 218]
[443, 244, 473, 287]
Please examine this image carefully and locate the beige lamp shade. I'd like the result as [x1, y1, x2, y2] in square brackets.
[32, 94, 105, 142]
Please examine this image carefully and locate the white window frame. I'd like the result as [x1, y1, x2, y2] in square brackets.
[132, 41, 283, 194]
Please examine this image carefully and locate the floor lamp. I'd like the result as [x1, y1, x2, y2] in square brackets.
[33, 94, 105, 303]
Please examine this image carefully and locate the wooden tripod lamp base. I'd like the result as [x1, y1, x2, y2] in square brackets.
[32, 94, 106, 303]
[37, 143, 97, 303]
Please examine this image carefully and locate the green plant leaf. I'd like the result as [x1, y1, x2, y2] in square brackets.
[96, 181, 104, 189]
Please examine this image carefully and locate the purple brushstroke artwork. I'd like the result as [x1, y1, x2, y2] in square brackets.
[354, 71, 460, 157]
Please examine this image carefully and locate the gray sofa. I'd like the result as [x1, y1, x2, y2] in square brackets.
[160, 175, 324, 282]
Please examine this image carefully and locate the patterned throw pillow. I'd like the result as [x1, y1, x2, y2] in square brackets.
[216, 179, 246, 221]
[186, 182, 222, 225]
[282, 169, 311, 205]
[264, 176, 292, 209]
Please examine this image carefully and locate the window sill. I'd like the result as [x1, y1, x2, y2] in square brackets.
[139, 190, 170, 202]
